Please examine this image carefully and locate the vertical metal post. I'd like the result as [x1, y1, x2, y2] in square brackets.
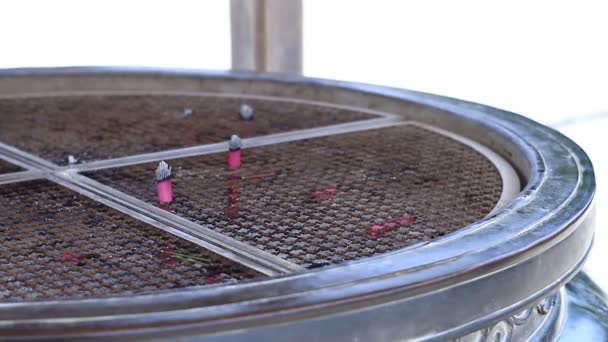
[230, 0, 302, 74]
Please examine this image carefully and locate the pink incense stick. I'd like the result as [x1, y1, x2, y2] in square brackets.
[228, 135, 242, 169]
[156, 161, 173, 204]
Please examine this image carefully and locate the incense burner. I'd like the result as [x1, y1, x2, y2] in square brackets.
[0, 67, 600, 341]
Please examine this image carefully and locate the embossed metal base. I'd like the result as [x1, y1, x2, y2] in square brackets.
[454, 291, 564, 341]
[560, 272, 608, 341]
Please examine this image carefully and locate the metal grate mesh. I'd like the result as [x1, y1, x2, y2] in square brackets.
[0, 181, 261, 301]
[89, 125, 503, 267]
[0, 95, 374, 165]
[0, 159, 22, 174]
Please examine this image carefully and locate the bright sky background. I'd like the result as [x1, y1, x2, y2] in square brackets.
[304, 0, 608, 125]
[1, 0, 606, 125]
[0, 0, 231, 69]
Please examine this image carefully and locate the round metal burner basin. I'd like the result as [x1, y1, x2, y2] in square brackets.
[0, 68, 595, 341]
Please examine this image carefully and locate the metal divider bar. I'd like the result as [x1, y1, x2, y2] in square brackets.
[0, 170, 45, 185]
[67, 116, 402, 172]
[50, 171, 301, 275]
[0, 112, 410, 276]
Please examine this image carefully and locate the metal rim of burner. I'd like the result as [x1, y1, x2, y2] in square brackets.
[0, 68, 595, 341]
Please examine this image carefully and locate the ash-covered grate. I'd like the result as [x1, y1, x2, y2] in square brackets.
[89, 125, 503, 267]
[0, 159, 22, 174]
[0, 181, 261, 301]
[0, 95, 374, 165]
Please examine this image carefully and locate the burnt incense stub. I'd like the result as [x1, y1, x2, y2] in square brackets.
[240, 104, 254, 121]
[229, 135, 243, 151]
[0, 181, 261, 301]
[0, 95, 375, 165]
[89, 125, 503, 267]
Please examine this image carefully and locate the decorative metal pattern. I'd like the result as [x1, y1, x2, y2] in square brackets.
[0, 95, 374, 165]
[89, 125, 503, 267]
[537, 293, 558, 315]
[453, 294, 560, 342]
[0, 180, 261, 301]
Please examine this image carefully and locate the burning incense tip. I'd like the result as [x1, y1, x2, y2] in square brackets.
[228, 135, 243, 169]
[239, 104, 254, 121]
[156, 161, 173, 203]
[155, 161, 172, 182]
[229, 135, 242, 151]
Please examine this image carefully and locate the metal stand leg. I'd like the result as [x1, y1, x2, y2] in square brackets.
[230, 0, 302, 74]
